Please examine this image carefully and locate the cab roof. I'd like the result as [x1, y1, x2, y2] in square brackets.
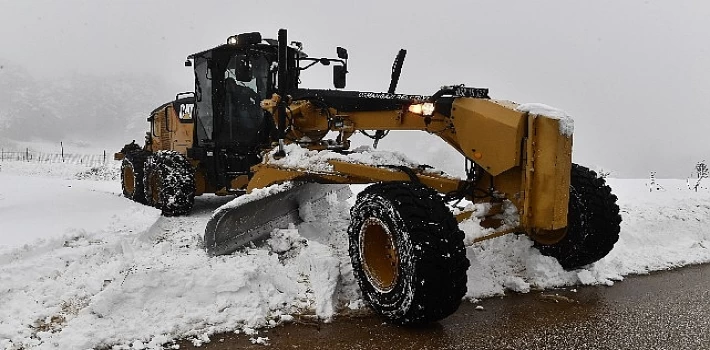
[186, 39, 279, 60]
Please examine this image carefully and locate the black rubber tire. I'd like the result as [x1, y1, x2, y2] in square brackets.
[348, 182, 470, 325]
[535, 164, 622, 270]
[143, 150, 196, 216]
[121, 151, 149, 204]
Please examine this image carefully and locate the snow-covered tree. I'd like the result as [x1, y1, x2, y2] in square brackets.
[597, 169, 612, 179]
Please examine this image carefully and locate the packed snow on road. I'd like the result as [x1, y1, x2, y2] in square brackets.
[1, 160, 709, 349]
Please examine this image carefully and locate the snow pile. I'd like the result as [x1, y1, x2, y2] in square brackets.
[515, 102, 575, 136]
[0, 172, 149, 248]
[267, 144, 450, 177]
[460, 178, 710, 297]
[74, 164, 120, 181]
[2, 161, 710, 349]
[0, 168, 355, 349]
[0, 160, 119, 180]
[212, 182, 293, 212]
[591, 179, 710, 276]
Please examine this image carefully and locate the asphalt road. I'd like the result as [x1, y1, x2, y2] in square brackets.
[179, 263, 710, 350]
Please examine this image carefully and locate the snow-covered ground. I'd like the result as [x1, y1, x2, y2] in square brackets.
[1, 160, 710, 350]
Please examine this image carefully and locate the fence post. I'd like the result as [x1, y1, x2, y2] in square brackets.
[103, 150, 106, 164]
[26, 148, 29, 162]
[61, 142, 64, 163]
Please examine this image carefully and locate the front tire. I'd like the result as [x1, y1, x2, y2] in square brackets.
[348, 182, 469, 325]
[143, 150, 196, 216]
[535, 164, 622, 270]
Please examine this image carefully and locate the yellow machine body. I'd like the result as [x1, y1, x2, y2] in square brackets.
[250, 96, 573, 242]
[117, 92, 572, 242]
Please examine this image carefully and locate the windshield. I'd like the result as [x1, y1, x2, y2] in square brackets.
[211, 51, 272, 147]
[193, 51, 272, 146]
[225, 53, 270, 100]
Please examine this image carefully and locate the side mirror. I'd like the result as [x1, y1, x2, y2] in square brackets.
[337, 47, 348, 60]
[184, 60, 192, 67]
[235, 59, 253, 82]
[333, 65, 347, 89]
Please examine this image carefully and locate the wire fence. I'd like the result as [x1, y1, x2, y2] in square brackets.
[0, 148, 111, 166]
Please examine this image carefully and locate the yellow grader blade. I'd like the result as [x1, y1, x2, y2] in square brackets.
[204, 183, 351, 256]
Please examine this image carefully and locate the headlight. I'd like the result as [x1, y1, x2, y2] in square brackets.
[408, 102, 435, 116]
[226, 32, 262, 46]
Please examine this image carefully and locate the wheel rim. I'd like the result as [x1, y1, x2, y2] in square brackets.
[359, 217, 399, 293]
[123, 165, 135, 195]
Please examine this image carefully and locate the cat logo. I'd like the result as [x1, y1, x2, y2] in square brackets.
[179, 104, 194, 120]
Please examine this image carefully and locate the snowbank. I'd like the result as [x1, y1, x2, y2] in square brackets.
[0, 160, 119, 181]
[1, 162, 710, 349]
[0, 168, 137, 248]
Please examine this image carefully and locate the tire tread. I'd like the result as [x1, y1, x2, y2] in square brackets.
[349, 181, 469, 325]
[536, 164, 622, 269]
[143, 150, 196, 216]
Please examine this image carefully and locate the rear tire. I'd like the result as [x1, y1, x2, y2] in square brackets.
[348, 182, 469, 325]
[144, 150, 196, 216]
[121, 151, 148, 204]
[535, 164, 622, 270]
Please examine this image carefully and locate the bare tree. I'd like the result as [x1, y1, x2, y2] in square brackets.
[590, 165, 613, 179]
[649, 171, 664, 192]
[690, 160, 708, 192]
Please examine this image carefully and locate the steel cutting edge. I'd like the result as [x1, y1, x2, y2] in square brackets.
[204, 183, 352, 256]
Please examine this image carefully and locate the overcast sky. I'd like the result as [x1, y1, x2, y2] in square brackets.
[1, 0, 709, 177]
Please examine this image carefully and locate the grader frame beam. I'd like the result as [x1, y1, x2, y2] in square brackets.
[253, 96, 573, 241]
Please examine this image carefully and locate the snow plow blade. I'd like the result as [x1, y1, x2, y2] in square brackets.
[204, 183, 352, 256]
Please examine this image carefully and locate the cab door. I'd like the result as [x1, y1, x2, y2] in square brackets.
[168, 97, 195, 154]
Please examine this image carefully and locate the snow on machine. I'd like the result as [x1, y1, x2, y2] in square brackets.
[115, 29, 621, 325]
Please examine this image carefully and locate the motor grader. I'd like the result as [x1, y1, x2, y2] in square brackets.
[116, 29, 621, 325]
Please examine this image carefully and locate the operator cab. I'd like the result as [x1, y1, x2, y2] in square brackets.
[187, 39, 279, 151]
[185, 32, 348, 151]
[185, 33, 284, 185]
[184, 31, 349, 190]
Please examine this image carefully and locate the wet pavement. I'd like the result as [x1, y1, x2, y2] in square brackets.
[179, 263, 710, 350]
